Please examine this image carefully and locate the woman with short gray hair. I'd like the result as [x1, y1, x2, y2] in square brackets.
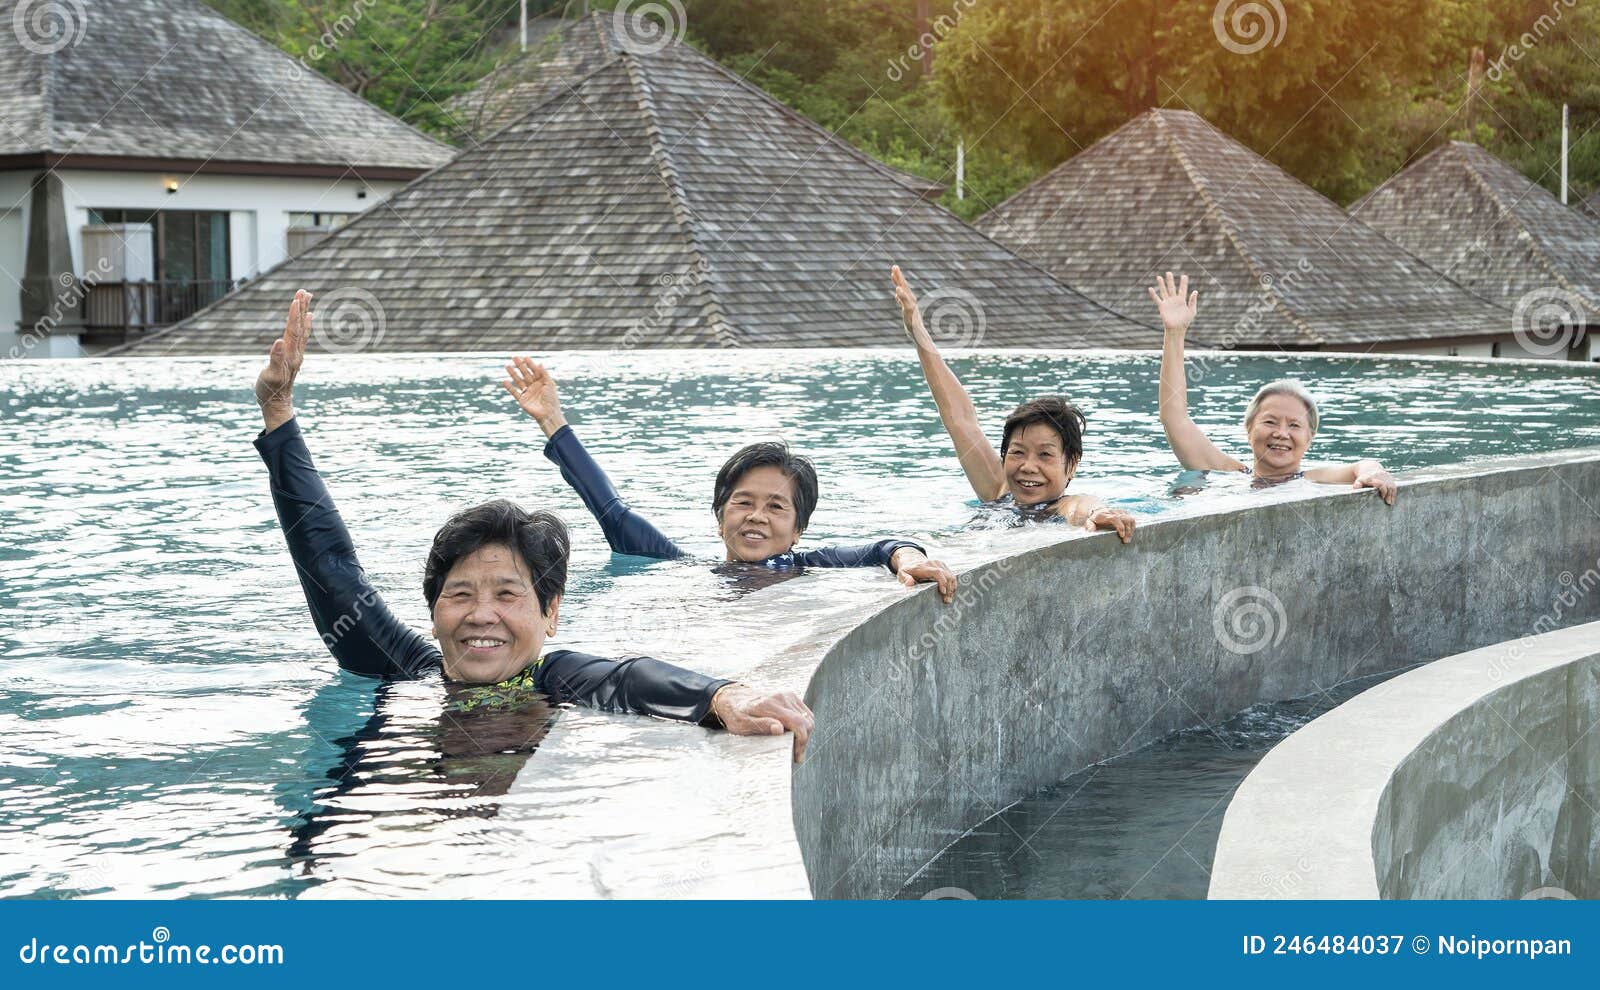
[1149, 273, 1397, 504]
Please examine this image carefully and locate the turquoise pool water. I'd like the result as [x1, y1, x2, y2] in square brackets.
[2, 350, 1597, 898]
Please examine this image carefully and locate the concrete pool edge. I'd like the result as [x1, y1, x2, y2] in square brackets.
[1208, 621, 1600, 899]
[791, 446, 1600, 899]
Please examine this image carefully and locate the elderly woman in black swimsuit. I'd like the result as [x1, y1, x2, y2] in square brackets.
[1151, 272, 1397, 503]
[891, 266, 1137, 542]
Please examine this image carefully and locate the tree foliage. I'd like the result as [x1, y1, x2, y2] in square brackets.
[204, 0, 1600, 212]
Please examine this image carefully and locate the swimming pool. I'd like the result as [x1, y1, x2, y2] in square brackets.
[2, 350, 1598, 897]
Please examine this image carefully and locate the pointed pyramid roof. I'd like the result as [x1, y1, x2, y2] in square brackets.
[118, 14, 1150, 355]
[976, 109, 1511, 348]
[1350, 141, 1600, 313]
[0, 0, 453, 176]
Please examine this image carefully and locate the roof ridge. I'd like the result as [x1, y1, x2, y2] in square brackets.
[174, 0, 454, 160]
[105, 55, 647, 357]
[619, 51, 739, 347]
[676, 38, 953, 202]
[977, 110, 1163, 224]
[1455, 143, 1594, 306]
[1348, 141, 1453, 213]
[1154, 113, 1323, 346]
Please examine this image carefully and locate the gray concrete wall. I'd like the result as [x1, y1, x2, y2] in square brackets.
[1376, 637, 1600, 899]
[1208, 622, 1600, 899]
[793, 448, 1600, 899]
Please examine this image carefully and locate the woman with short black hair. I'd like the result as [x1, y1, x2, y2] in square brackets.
[253, 291, 815, 762]
[503, 357, 960, 604]
[891, 266, 1137, 541]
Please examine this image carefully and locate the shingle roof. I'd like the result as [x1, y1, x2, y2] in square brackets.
[118, 14, 1150, 355]
[445, 16, 948, 200]
[976, 109, 1512, 348]
[1350, 141, 1600, 313]
[0, 0, 454, 176]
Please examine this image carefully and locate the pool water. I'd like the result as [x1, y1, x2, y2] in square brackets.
[1, 350, 1597, 898]
[896, 668, 1411, 900]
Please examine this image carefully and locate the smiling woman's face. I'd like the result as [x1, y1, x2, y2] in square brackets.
[430, 543, 558, 684]
[1246, 393, 1315, 476]
[1003, 422, 1076, 505]
[717, 464, 802, 562]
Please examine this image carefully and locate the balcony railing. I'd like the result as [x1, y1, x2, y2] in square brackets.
[82, 279, 238, 341]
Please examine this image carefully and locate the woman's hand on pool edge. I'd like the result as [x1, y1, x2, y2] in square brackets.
[1084, 507, 1136, 544]
[1353, 463, 1398, 505]
[892, 549, 958, 604]
[502, 356, 568, 437]
[710, 685, 814, 763]
[255, 289, 311, 433]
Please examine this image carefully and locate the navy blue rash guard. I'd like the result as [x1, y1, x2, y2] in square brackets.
[255, 418, 732, 726]
[542, 424, 924, 572]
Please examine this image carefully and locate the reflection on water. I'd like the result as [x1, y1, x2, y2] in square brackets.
[1, 350, 1595, 897]
[898, 668, 1412, 900]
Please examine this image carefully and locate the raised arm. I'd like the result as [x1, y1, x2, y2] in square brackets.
[1303, 458, 1398, 505]
[254, 291, 440, 680]
[1151, 272, 1245, 473]
[502, 357, 685, 561]
[893, 266, 1007, 501]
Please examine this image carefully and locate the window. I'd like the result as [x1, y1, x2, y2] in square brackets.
[287, 212, 354, 229]
[88, 209, 229, 283]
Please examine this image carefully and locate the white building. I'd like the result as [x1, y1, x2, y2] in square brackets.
[0, 0, 454, 358]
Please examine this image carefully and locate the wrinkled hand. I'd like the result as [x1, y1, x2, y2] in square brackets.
[501, 356, 567, 437]
[1147, 271, 1198, 336]
[255, 289, 311, 432]
[1354, 466, 1397, 505]
[1085, 506, 1136, 543]
[892, 549, 958, 603]
[891, 265, 931, 346]
[710, 684, 814, 764]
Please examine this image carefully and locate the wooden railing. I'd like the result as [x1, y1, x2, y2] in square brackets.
[82, 279, 238, 338]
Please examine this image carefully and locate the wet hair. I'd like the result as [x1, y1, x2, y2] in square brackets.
[712, 441, 819, 532]
[1243, 379, 1319, 435]
[423, 500, 568, 614]
[1000, 395, 1087, 467]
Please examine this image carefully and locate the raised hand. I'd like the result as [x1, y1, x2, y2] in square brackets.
[1147, 271, 1198, 336]
[891, 264, 932, 347]
[501, 356, 568, 438]
[255, 289, 312, 432]
[709, 684, 815, 763]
